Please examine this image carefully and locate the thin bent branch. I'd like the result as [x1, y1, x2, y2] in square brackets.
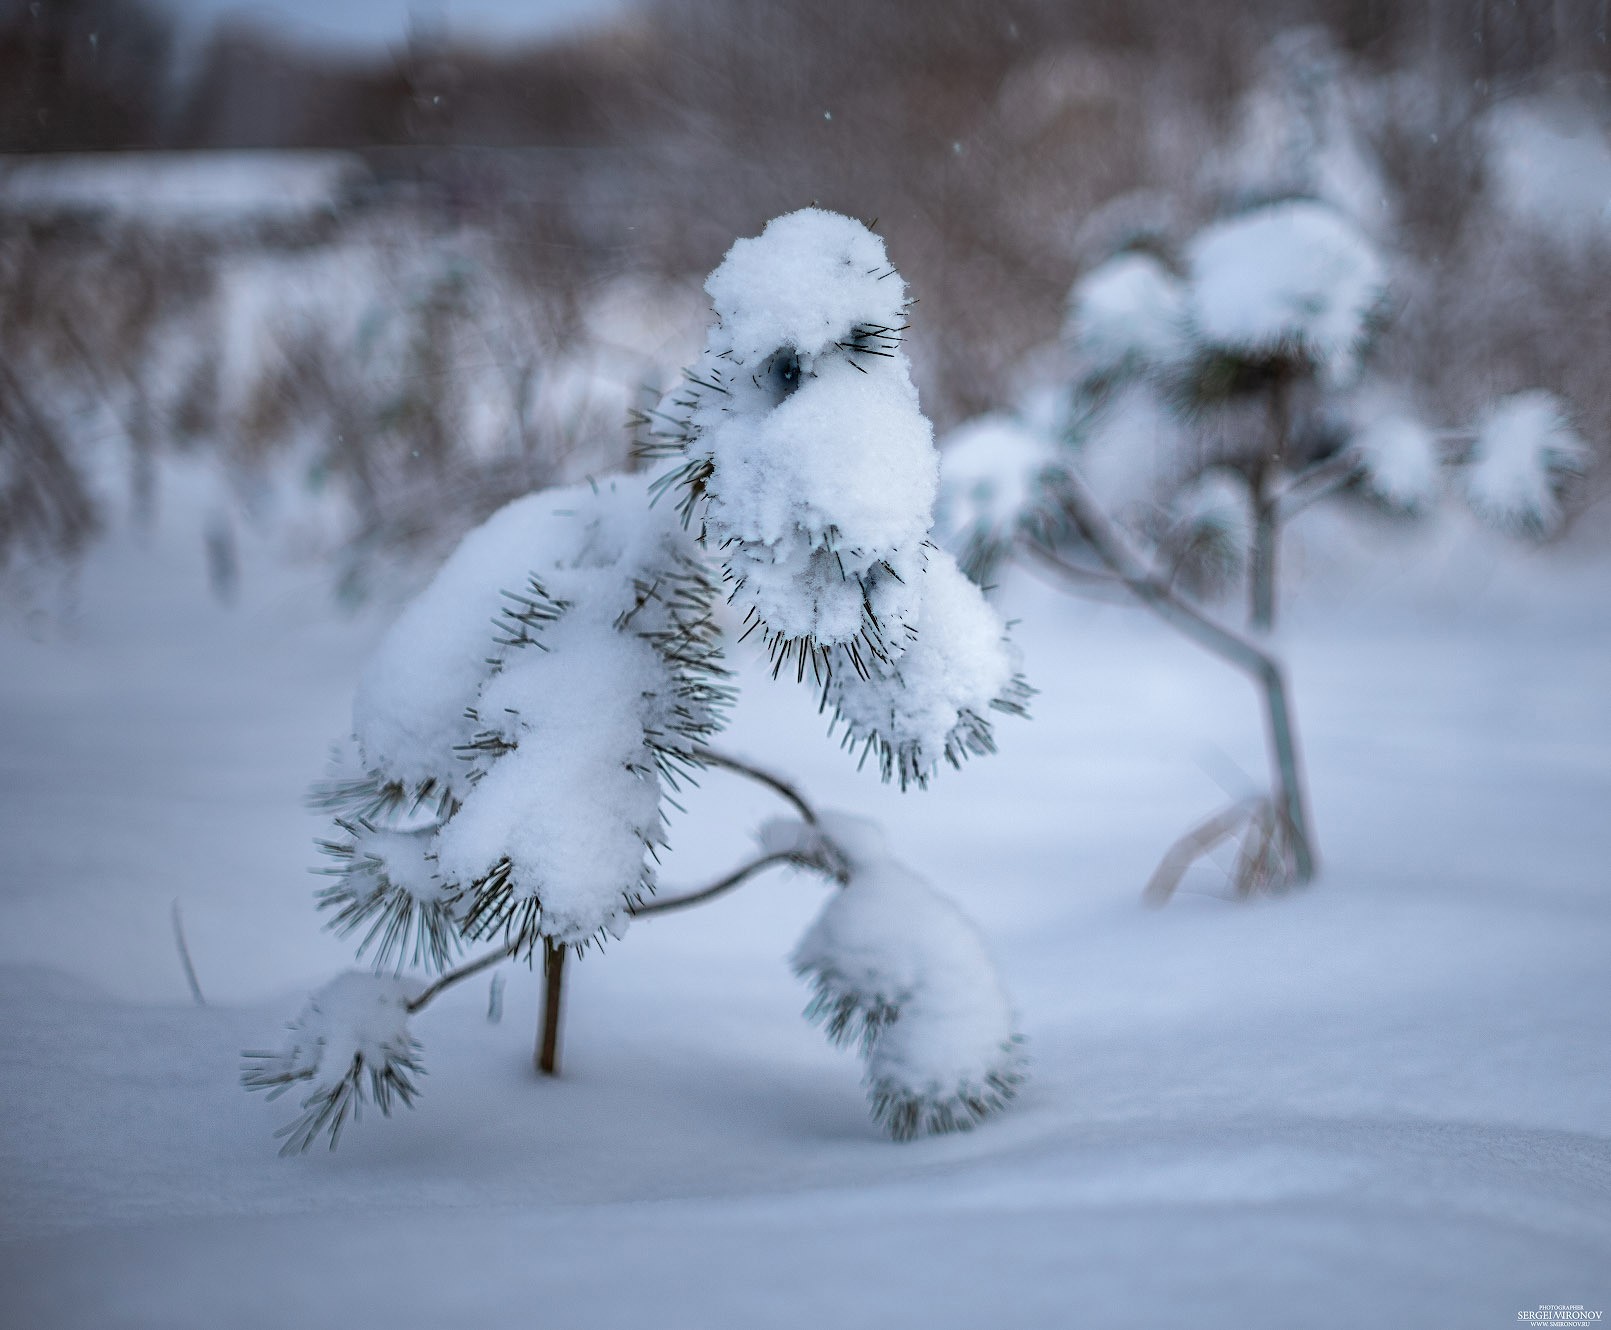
[696, 748, 819, 824]
[404, 852, 813, 1010]
[1041, 475, 1317, 885]
[407, 944, 514, 1013]
[400, 759, 828, 1013]
[1020, 539, 1131, 604]
[631, 850, 798, 917]
[1275, 452, 1362, 522]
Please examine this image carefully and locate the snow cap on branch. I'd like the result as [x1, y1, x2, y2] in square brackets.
[937, 414, 1065, 583]
[650, 209, 936, 670]
[241, 971, 423, 1154]
[1464, 390, 1587, 536]
[344, 473, 729, 957]
[1186, 199, 1386, 385]
[704, 208, 910, 365]
[1066, 249, 1189, 381]
[786, 812, 1025, 1140]
[1346, 391, 1442, 512]
[435, 594, 668, 947]
[823, 547, 1029, 789]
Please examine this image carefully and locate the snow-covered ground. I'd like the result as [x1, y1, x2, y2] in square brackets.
[1, 465, 1608, 1327]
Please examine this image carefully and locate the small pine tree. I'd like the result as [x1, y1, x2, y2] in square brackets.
[938, 195, 1588, 903]
[244, 210, 1030, 1153]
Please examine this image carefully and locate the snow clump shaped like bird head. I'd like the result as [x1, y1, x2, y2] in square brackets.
[654, 208, 938, 673]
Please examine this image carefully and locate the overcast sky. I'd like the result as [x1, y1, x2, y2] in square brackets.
[154, 0, 632, 53]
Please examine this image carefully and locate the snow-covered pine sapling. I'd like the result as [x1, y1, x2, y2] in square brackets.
[244, 209, 1029, 1154]
[1078, 199, 1389, 633]
[937, 197, 1591, 905]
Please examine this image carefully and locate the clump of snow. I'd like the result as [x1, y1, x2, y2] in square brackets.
[699, 355, 936, 648]
[346, 825, 451, 910]
[1065, 250, 1188, 379]
[347, 472, 729, 954]
[1348, 395, 1441, 512]
[353, 473, 715, 791]
[823, 549, 1028, 790]
[314, 817, 461, 974]
[652, 208, 1026, 784]
[788, 812, 1025, 1140]
[702, 209, 909, 364]
[1164, 469, 1251, 593]
[1485, 100, 1611, 240]
[352, 492, 565, 792]
[1464, 391, 1588, 536]
[433, 598, 667, 946]
[936, 414, 1063, 581]
[241, 971, 422, 1155]
[657, 210, 937, 669]
[1186, 199, 1387, 384]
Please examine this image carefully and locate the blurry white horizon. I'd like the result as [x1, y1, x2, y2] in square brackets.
[153, 0, 634, 52]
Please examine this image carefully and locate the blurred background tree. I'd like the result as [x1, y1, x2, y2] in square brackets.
[1, 0, 1606, 593]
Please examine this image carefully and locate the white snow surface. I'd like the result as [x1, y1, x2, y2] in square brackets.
[1186, 199, 1387, 384]
[1065, 250, 1189, 378]
[1464, 391, 1589, 536]
[158, 0, 628, 54]
[1, 456, 1609, 1326]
